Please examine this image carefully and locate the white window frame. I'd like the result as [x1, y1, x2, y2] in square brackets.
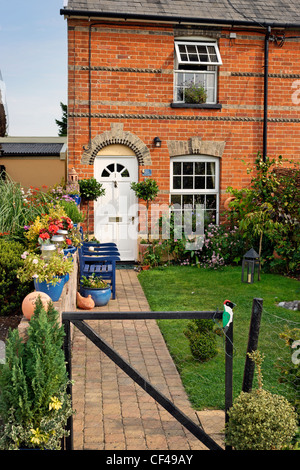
[170, 155, 220, 224]
[174, 40, 222, 105]
[175, 42, 222, 66]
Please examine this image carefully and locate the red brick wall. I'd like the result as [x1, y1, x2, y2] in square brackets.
[67, 20, 300, 227]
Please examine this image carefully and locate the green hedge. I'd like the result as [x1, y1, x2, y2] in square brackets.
[0, 239, 32, 316]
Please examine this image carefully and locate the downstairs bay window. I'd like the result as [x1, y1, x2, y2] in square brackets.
[170, 156, 219, 227]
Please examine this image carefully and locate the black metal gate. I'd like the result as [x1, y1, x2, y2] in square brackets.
[62, 310, 233, 451]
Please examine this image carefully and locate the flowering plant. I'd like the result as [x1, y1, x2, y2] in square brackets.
[48, 184, 78, 201]
[65, 226, 82, 248]
[66, 183, 80, 196]
[181, 223, 246, 269]
[17, 250, 73, 285]
[25, 204, 73, 248]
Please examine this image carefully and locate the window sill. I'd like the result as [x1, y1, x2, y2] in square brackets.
[170, 103, 222, 110]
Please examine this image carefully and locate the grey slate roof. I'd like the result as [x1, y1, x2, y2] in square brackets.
[61, 1, 300, 27]
[0, 143, 65, 156]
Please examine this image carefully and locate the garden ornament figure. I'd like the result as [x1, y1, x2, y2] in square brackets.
[222, 300, 236, 332]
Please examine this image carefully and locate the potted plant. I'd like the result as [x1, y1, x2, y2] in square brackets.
[79, 274, 111, 306]
[131, 178, 159, 243]
[78, 178, 105, 237]
[63, 226, 82, 258]
[24, 203, 73, 249]
[66, 183, 81, 206]
[0, 297, 74, 450]
[17, 250, 73, 302]
[184, 83, 207, 104]
[140, 244, 160, 269]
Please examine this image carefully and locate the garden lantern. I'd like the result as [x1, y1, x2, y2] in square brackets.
[40, 243, 56, 261]
[51, 234, 65, 248]
[57, 229, 68, 239]
[241, 248, 260, 283]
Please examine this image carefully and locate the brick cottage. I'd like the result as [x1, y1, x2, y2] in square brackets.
[61, 1, 300, 260]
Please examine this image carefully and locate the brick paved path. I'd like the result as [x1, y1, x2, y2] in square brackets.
[71, 269, 225, 450]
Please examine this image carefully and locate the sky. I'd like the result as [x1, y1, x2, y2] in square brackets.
[0, 0, 68, 136]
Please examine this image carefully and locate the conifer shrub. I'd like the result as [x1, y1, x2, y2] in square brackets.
[0, 297, 73, 449]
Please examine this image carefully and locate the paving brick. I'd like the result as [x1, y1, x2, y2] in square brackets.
[71, 269, 225, 450]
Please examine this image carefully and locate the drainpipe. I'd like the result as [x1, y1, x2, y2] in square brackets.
[263, 26, 271, 162]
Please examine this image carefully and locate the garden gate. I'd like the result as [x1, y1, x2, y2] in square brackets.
[62, 310, 233, 451]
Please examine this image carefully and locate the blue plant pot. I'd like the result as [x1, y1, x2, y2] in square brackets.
[34, 276, 67, 302]
[63, 246, 77, 258]
[80, 285, 111, 306]
[69, 194, 81, 206]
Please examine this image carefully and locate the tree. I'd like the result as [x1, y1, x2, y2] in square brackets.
[226, 154, 300, 274]
[131, 178, 159, 242]
[55, 102, 68, 136]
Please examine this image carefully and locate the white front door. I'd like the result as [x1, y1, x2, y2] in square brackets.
[94, 156, 138, 261]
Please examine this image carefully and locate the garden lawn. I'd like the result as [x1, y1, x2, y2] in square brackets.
[138, 265, 300, 410]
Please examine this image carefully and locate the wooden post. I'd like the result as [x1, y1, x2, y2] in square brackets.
[242, 298, 263, 393]
[225, 321, 233, 450]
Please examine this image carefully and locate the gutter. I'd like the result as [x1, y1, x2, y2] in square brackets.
[60, 9, 300, 29]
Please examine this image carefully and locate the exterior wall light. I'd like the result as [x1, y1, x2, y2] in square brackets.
[153, 137, 162, 148]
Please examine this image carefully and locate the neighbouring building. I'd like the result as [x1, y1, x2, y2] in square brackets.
[0, 136, 67, 189]
[60, 0, 300, 261]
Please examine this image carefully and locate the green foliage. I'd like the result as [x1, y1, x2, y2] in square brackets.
[131, 178, 159, 204]
[78, 177, 105, 202]
[0, 239, 32, 316]
[55, 102, 68, 137]
[227, 388, 298, 450]
[187, 223, 246, 269]
[0, 175, 55, 242]
[226, 351, 298, 450]
[0, 298, 73, 449]
[78, 177, 105, 235]
[58, 200, 85, 224]
[184, 83, 207, 104]
[226, 154, 300, 274]
[81, 274, 108, 289]
[184, 319, 218, 362]
[131, 178, 159, 242]
[278, 326, 300, 418]
[17, 250, 73, 285]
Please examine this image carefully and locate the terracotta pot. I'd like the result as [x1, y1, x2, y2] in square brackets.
[141, 265, 150, 270]
[224, 196, 236, 210]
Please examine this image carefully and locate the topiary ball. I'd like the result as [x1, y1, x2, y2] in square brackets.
[226, 388, 298, 450]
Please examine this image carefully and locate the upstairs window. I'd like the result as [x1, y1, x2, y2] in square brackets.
[174, 40, 222, 105]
